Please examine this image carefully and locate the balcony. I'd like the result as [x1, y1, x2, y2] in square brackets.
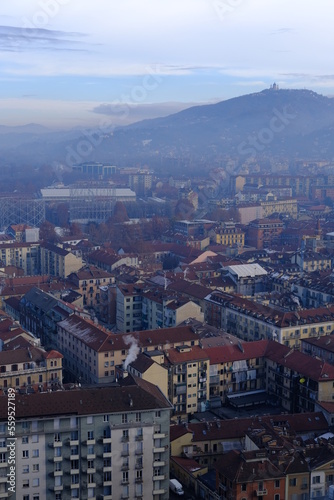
[135, 435, 143, 441]
[102, 437, 112, 444]
[153, 460, 166, 467]
[153, 432, 166, 439]
[153, 489, 166, 495]
[153, 474, 165, 481]
[154, 446, 167, 453]
[121, 436, 129, 442]
[49, 441, 62, 448]
[121, 464, 129, 471]
[103, 451, 112, 458]
[256, 489, 268, 496]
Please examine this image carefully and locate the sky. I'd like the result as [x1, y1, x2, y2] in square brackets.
[0, 0, 333, 128]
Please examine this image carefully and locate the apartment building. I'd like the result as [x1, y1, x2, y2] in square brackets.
[142, 290, 203, 331]
[67, 265, 114, 310]
[221, 263, 267, 295]
[19, 287, 86, 350]
[291, 273, 334, 308]
[56, 315, 201, 384]
[216, 449, 286, 500]
[116, 284, 204, 333]
[261, 197, 298, 218]
[116, 284, 144, 333]
[0, 378, 172, 499]
[171, 413, 328, 473]
[165, 345, 209, 416]
[246, 218, 284, 249]
[206, 340, 267, 404]
[291, 250, 332, 273]
[0, 242, 39, 275]
[39, 243, 83, 278]
[215, 221, 245, 247]
[0, 346, 62, 391]
[301, 335, 334, 364]
[205, 290, 334, 348]
[265, 340, 334, 413]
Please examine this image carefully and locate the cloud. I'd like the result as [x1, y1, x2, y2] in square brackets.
[0, 25, 87, 53]
[91, 101, 196, 123]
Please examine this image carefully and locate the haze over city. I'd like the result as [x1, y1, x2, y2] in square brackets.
[0, 0, 334, 127]
[3, 2, 334, 500]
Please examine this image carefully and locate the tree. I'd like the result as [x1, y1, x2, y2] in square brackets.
[39, 220, 60, 243]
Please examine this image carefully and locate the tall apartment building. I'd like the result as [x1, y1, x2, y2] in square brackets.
[39, 243, 83, 278]
[0, 242, 39, 275]
[165, 345, 210, 416]
[0, 378, 172, 499]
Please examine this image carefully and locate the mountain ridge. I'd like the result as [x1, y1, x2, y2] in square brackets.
[1, 87, 334, 167]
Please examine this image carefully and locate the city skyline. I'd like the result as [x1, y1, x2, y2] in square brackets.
[0, 0, 333, 127]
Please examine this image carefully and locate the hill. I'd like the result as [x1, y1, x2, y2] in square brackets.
[2, 88, 334, 169]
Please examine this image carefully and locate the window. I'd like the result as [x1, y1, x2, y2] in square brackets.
[87, 431, 94, 440]
[23, 450, 29, 458]
[33, 464, 39, 472]
[289, 478, 297, 486]
[135, 412, 141, 422]
[122, 471, 129, 483]
[275, 480, 280, 488]
[22, 465, 29, 473]
[104, 471, 112, 481]
[54, 447, 61, 457]
[53, 418, 60, 430]
[122, 414, 128, 424]
[103, 415, 109, 422]
[71, 431, 78, 441]
[23, 480, 29, 488]
[87, 460, 94, 469]
[87, 416, 93, 424]
[88, 445, 94, 455]
[32, 435, 39, 443]
[55, 462, 62, 472]
[22, 436, 28, 444]
[274, 495, 280, 500]
[32, 449, 39, 458]
[54, 433, 61, 442]
[32, 478, 40, 487]
[312, 476, 320, 484]
[71, 460, 79, 470]
[55, 476, 62, 487]
[33, 496, 40, 500]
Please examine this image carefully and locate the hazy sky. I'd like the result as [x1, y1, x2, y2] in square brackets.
[0, 0, 333, 127]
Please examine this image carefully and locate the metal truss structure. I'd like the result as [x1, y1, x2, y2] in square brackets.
[0, 196, 45, 230]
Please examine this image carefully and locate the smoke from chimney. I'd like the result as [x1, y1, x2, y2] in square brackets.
[123, 335, 140, 370]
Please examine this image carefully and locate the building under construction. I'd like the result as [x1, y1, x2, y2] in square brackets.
[0, 194, 45, 231]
